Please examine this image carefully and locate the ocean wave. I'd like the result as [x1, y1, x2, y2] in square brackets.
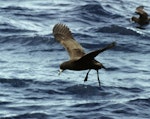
[0, 35, 53, 45]
[126, 98, 150, 118]
[77, 4, 110, 16]
[0, 78, 32, 88]
[0, 101, 11, 105]
[65, 84, 101, 96]
[1, 112, 49, 119]
[74, 3, 120, 23]
[97, 25, 140, 36]
[128, 98, 150, 107]
[1, 6, 31, 11]
[0, 22, 36, 36]
[0, 28, 35, 34]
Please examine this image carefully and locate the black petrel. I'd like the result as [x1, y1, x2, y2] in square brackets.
[132, 6, 150, 26]
[53, 23, 115, 86]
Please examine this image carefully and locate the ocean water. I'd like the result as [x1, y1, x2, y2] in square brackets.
[0, 0, 150, 119]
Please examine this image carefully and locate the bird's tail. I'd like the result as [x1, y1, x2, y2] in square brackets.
[102, 64, 106, 70]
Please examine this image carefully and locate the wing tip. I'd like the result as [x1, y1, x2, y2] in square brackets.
[135, 6, 146, 14]
[110, 41, 117, 47]
[53, 23, 73, 39]
[136, 6, 144, 10]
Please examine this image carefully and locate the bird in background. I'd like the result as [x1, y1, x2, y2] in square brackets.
[131, 6, 150, 26]
[53, 23, 115, 86]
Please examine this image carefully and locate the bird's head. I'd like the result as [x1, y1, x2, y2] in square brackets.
[58, 61, 69, 75]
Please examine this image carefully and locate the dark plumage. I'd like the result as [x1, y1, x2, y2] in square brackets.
[131, 6, 150, 26]
[53, 23, 115, 86]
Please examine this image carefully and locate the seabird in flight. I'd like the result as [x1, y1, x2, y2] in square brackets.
[53, 23, 115, 86]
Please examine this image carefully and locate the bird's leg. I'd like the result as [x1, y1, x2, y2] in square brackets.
[97, 70, 101, 87]
[84, 69, 91, 82]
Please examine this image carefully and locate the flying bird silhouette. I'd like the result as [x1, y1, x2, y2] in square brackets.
[131, 6, 150, 26]
[53, 23, 115, 86]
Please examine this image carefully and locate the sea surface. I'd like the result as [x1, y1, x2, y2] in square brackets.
[0, 0, 150, 119]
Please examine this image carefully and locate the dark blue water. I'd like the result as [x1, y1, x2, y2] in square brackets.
[0, 0, 150, 119]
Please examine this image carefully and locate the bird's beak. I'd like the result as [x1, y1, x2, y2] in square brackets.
[58, 69, 63, 75]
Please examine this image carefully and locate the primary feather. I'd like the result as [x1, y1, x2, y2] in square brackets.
[53, 24, 85, 60]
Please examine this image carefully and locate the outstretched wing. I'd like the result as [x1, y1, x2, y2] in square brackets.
[136, 6, 148, 20]
[77, 42, 116, 62]
[53, 23, 85, 60]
